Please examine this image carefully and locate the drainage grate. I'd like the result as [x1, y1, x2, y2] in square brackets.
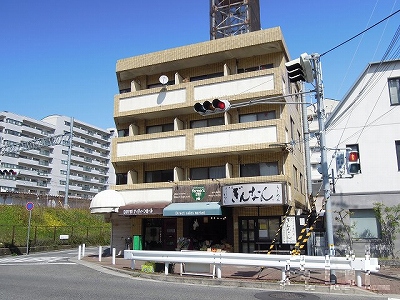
[255, 291, 320, 300]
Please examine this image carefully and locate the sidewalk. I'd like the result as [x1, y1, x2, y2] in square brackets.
[79, 253, 400, 296]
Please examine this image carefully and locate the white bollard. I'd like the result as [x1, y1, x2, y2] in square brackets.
[164, 263, 169, 275]
[112, 247, 116, 265]
[130, 259, 135, 270]
[82, 243, 86, 258]
[98, 246, 102, 262]
[216, 264, 222, 278]
[78, 245, 82, 260]
[355, 270, 362, 287]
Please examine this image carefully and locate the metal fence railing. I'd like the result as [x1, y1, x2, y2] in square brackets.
[124, 249, 380, 287]
[0, 225, 110, 248]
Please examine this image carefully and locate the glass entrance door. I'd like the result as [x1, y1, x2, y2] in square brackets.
[240, 219, 256, 253]
[239, 217, 281, 253]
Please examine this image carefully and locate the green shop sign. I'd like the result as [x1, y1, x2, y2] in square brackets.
[172, 184, 221, 203]
[191, 186, 206, 201]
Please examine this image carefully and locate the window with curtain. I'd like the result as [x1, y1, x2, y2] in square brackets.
[396, 140, 400, 171]
[388, 77, 400, 105]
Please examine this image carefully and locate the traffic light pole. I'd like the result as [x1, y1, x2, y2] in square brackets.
[312, 54, 335, 258]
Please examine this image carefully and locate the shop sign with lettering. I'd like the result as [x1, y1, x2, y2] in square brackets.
[173, 184, 221, 203]
[222, 183, 285, 206]
[121, 207, 163, 216]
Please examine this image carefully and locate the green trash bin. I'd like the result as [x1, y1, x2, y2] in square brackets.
[133, 235, 142, 250]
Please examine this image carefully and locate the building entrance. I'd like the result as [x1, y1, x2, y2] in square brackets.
[183, 216, 228, 250]
[239, 217, 281, 253]
[143, 218, 177, 251]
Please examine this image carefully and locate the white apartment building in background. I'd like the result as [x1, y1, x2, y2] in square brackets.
[0, 111, 115, 208]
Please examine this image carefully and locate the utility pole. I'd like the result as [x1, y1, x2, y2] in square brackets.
[64, 117, 74, 208]
[312, 54, 335, 259]
[301, 86, 313, 207]
[285, 52, 335, 265]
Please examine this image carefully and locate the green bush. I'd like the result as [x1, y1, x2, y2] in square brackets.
[0, 205, 111, 248]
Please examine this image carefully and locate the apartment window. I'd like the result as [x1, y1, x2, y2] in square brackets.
[5, 129, 20, 136]
[116, 173, 127, 185]
[190, 117, 224, 128]
[388, 77, 400, 105]
[6, 118, 22, 126]
[297, 130, 302, 151]
[239, 111, 276, 123]
[237, 64, 273, 73]
[118, 129, 129, 137]
[190, 72, 224, 82]
[145, 169, 173, 183]
[350, 209, 380, 239]
[293, 166, 298, 190]
[300, 173, 304, 194]
[396, 141, 400, 171]
[190, 166, 225, 180]
[290, 117, 295, 142]
[146, 123, 174, 134]
[240, 162, 279, 177]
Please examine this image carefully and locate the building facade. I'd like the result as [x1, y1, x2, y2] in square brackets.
[91, 27, 309, 254]
[323, 60, 400, 256]
[0, 112, 115, 208]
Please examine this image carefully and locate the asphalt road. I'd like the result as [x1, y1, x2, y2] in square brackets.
[0, 248, 391, 300]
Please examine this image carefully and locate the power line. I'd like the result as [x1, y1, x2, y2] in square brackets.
[321, 9, 400, 57]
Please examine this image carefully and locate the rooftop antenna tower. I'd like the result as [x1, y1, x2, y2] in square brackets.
[210, 0, 261, 40]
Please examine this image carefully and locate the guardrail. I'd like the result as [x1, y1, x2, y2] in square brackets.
[124, 250, 380, 287]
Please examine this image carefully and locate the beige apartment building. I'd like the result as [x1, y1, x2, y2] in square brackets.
[91, 27, 309, 254]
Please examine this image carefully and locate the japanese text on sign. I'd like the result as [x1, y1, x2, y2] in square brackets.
[222, 183, 284, 206]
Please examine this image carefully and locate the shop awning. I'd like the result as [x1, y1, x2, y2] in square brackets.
[90, 190, 126, 214]
[118, 202, 168, 216]
[163, 202, 222, 217]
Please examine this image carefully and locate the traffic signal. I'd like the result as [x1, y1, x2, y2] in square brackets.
[0, 169, 19, 176]
[285, 53, 313, 83]
[346, 150, 361, 175]
[193, 99, 231, 115]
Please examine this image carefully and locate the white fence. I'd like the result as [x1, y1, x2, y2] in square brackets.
[124, 250, 380, 287]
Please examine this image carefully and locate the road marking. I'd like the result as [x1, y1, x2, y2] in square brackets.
[0, 256, 75, 265]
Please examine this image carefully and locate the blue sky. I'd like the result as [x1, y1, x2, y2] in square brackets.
[1, 1, 399, 130]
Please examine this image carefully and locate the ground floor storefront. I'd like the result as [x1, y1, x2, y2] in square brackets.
[112, 207, 312, 255]
[94, 182, 313, 255]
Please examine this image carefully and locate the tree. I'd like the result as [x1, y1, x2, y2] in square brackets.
[373, 203, 400, 259]
[334, 209, 355, 256]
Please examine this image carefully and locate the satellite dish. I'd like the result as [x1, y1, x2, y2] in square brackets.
[159, 75, 169, 85]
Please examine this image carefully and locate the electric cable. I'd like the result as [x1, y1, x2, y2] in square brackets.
[320, 9, 400, 57]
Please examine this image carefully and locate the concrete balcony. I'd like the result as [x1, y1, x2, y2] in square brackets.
[115, 72, 276, 122]
[113, 122, 279, 163]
